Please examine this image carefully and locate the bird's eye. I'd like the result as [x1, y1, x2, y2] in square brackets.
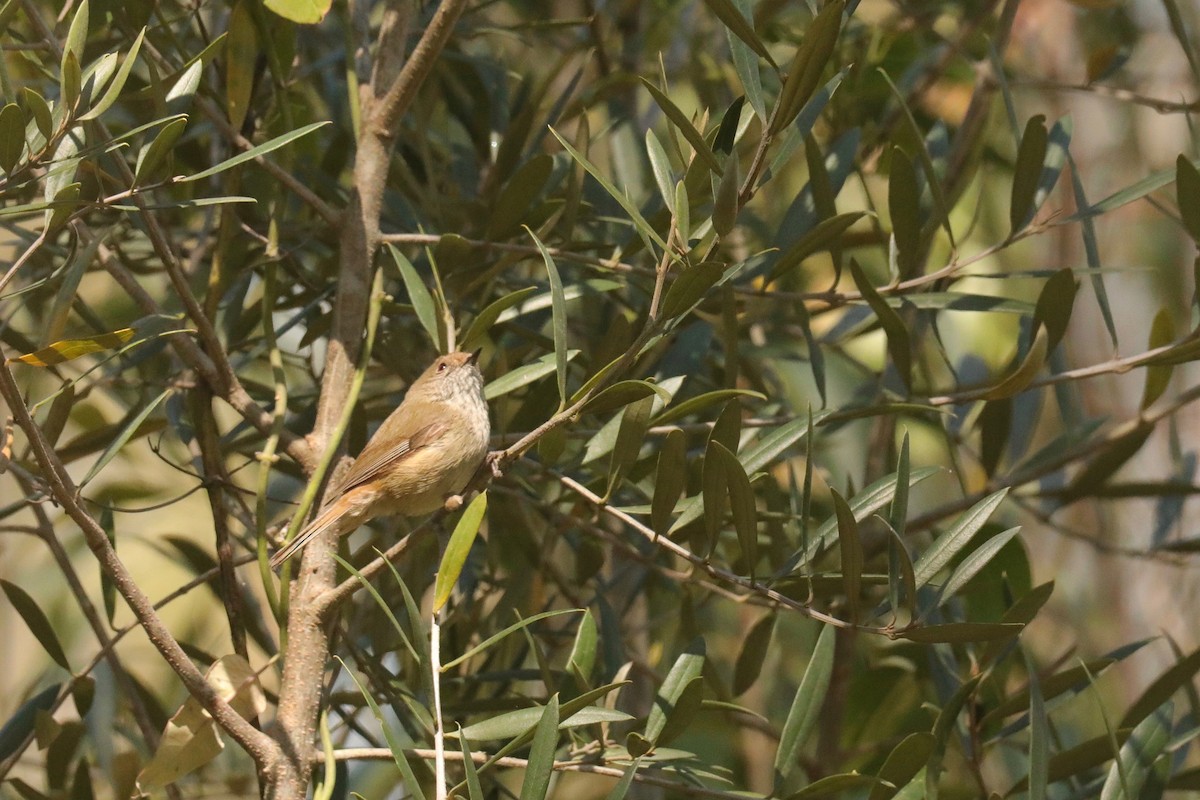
[437, 362, 448, 373]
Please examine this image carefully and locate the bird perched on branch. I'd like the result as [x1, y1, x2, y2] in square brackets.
[270, 350, 490, 569]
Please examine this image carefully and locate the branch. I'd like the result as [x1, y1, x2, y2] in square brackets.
[329, 748, 759, 800]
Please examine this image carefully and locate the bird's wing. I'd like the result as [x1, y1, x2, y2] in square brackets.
[333, 418, 447, 494]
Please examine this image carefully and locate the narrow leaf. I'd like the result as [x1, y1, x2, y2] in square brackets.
[651, 429, 687, 534]
[519, 695, 560, 800]
[433, 492, 488, 612]
[774, 624, 835, 779]
[179, 121, 329, 182]
[388, 245, 440, 350]
[528, 228, 569, 406]
[645, 638, 705, 743]
[1011, 115, 1049, 233]
[912, 489, 1009, 589]
[2, 581, 71, 670]
[831, 489, 863, 622]
[80, 389, 172, 486]
[640, 78, 723, 176]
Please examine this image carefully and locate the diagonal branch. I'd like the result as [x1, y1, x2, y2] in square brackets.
[0, 357, 281, 771]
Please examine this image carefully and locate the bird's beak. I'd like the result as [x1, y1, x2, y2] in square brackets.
[468, 348, 482, 365]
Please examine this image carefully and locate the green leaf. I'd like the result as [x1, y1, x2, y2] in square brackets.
[796, 466, 941, 570]
[1027, 651, 1049, 800]
[1060, 422, 1154, 503]
[459, 731, 484, 800]
[1033, 267, 1078, 352]
[656, 676, 704, 746]
[1100, 702, 1172, 800]
[608, 395, 654, 495]
[889, 147, 922, 280]
[831, 489, 863, 622]
[225, 1, 256, 132]
[549, 127, 668, 252]
[675, 179, 691, 242]
[786, 304, 824, 410]
[164, 59, 203, 118]
[1119, 646, 1200, 729]
[660, 261, 727, 320]
[484, 350, 579, 400]
[442, 609, 581, 671]
[770, 0, 844, 135]
[433, 492, 488, 612]
[2, 581, 70, 670]
[0, 103, 24, 172]
[711, 441, 758, 576]
[1177, 155, 1200, 244]
[527, 228, 569, 406]
[651, 429, 687, 534]
[702, 438, 729, 554]
[1011, 115, 1049, 233]
[712, 152, 740, 236]
[0, 685, 61, 761]
[1141, 308, 1175, 410]
[786, 773, 888, 799]
[767, 212, 868, 285]
[1008, 730, 1134, 793]
[900, 623, 1023, 643]
[61, 0, 89, 86]
[848, 258, 911, 390]
[982, 655, 1118, 725]
[387, 245, 440, 350]
[264, 0, 332, 23]
[774, 623, 835, 780]
[912, 489, 1008, 589]
[870, 732, 934, 800]
[725, 0, 766, 121]
[460, 287, 537, 351]
[933, 526, 1022, 607]
[645, 638, 705, 743]
[639, 78, 723, 177]
[584, 380, 670, 416]
[741, 411, 830, 475]
[603, 757, 644, 800]
[733, 613, 775, 696]
[1067, 150, 1117, 347]
[646, 129, 676, 212]
[79, 27, 144, 121]
[567, 610, 597, 685]
[455, 696, 630, 742]
[703, 0, 776, 68]
[179, 121, 329, 182]
[519, 694, 560, 800]
[21, 88, 52, 140]
[135, 117, 188, 183]
[80, 388, 172, 487]
[652, 388, 764, 425]
[927, 676, 981, 793]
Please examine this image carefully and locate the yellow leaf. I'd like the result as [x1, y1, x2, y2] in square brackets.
[8, 328, 135, 366]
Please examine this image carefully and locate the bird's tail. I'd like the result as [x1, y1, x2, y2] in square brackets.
[269, 497, 352, 570]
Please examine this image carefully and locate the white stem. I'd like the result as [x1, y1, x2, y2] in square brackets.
[431, 606, 447, 800]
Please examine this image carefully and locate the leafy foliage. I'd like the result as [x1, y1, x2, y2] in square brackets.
[1, 1, 1199, 798]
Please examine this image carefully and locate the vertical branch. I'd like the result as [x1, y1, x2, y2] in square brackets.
[431, 608, 447, 800]
[272, 3, 470, 796]
[193, 385, 250, 659]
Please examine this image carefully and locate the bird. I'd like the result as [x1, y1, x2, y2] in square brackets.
[270, 350, 490, 569]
